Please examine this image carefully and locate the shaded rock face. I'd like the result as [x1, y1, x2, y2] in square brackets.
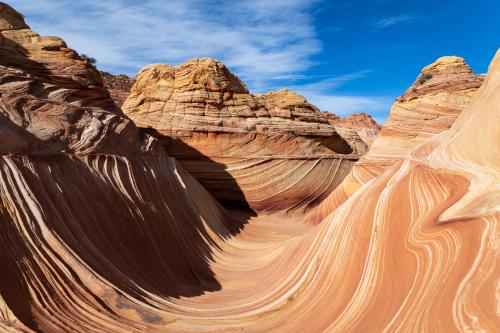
[0, 3, 157, 155]
[0, 5, 243, 332]
[123, 59, 376, 214]
[100, 71, 134, 107]
[324, 111, 381, 152]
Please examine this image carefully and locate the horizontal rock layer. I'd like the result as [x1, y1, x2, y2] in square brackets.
[123, 60, 337, 136]
[123, 59, 374, 214]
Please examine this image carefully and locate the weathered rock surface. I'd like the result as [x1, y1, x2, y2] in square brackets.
[100, 71, 133, 107]
[304, 55, 485, 224]
[0, 3, 157, 155]
[324, 111, 381, 152]
[1, 3, 499, 333]
[123, 59, 373, 213]
[324, 111, 379, 130]
[369, 55, 483, 163]
[124, 59, 337, 136]
[0, 5, 237, 332]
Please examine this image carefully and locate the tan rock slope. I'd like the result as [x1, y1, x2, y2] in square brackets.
[305, 55, 485, 224]
[1, 3, 498, 332]
[370, 55, 483, 163]
[123, 59, 373, 214]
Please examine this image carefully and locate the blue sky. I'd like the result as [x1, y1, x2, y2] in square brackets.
[8, 0, 500, 123]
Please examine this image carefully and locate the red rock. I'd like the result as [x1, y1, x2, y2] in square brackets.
[100, 71, 134, 107]
[1, 4, 498, 332]
[123, 59, 366, 214]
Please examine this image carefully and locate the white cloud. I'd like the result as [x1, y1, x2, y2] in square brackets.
[8, 0, 321, 90]
[374, 15, 416, 29]
[7, 0, 394, 122]
[288, 72, 393, 122]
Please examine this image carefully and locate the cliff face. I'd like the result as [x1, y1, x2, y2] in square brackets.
[123, 59, 372, 214]
[369, 56, 483, 163]
[123, 59, 341, 137]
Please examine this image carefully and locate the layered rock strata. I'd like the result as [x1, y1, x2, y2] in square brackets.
[100, 71, 133, 107]
[1, 4, 499, 332]
[369, 56, 484, 163]
[123, 59, 364, 213]
[304, 55, 485, 224]
[324, 111, 381, 151]
[0, 6, 238, 332]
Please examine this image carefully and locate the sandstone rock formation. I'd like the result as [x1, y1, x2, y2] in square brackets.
[123, 59, 337, 136]
[0, 3, 152, 155]
[123, 59, 371, 214]
[1, 3, 499, 332]
[324, 111, 381, 151]
[369, 55, 483, 165]
[305, 55, 485, 224]
[100, 71, 133, 107]
[0, 6, 236, 332]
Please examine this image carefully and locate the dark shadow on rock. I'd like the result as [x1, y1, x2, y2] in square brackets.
[0, 31, 253, 331]
[316, 133, 353, 154]
[0, 153, 254, 332]
[141, 128, 258, 216]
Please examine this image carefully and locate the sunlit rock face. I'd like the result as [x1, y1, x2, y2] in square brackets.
[123, 59, 375, 214]
[324, 111, 381, 152]
[1, 3, 499, 333]
[0, 3, 157, 155]
[369, 55, 484, 165]
[304, 55, 485, 224]
[296, 50, 499, 333]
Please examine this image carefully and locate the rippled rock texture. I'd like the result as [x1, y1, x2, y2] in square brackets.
[324, 111, 381, 152]
[0, 3, 156, 156]
[123, 59, 370, 214]
[1, 3, 499, 332]
[305, 55, 486, 224]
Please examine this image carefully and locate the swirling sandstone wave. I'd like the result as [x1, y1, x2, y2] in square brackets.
[304, 55, 485, 224]
[1, 3, 498, 332]
[123, 60, 371, 214]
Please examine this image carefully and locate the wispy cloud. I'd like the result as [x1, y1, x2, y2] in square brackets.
[8, 0, 321, 90]
[374, 15, 416, 29]
[288, 71, 393, 122]
[291, 70, 372, 91]
[8, 0, 394, 122]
